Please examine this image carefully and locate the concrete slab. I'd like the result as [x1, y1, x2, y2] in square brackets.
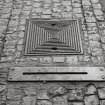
[8, 67, 105, 81]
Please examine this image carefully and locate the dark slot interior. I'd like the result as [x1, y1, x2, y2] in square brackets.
[51, 47, 58, 50]
[23, 72, 88, 75]
[51, 23, 56, 26]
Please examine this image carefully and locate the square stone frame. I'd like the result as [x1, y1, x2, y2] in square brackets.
[22, 18, 84, 56]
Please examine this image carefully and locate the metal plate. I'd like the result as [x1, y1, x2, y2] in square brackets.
[23, 18, 83, 56]
[8, 67, 105, 81]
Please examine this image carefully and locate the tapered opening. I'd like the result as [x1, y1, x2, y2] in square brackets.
[51, 47, 58, 50]
[51, 23, 56, 26]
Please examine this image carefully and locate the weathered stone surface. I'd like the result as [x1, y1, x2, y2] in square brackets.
[91, 0, 99, 3]
[53, 57, 65, 63]
[33, 3, 41, 7]
[62, 12, 72, 18]
[73, 3, 81, 8]
[78, 55, 90, 62]
[63, 6, 72, 12]
[85, 84, 97, 95]
[73, 8, 82, 13]
[88, 34, 100, 41]
[100, 100, 105, 105]
[0, 85, 6, 93]
[52, 0, 60, 2]
[7, 101, 20, 105]
[42, 10, 52, 14]
[48, 86, 67, 96]
[41, 15, 51, 18]
[84, 11, 93, 17]
[98, 88, 105, 99]
[69, 102, 84, 105]
[37, 100, 52, 105]
[84, 95, 99, 105]
[0, 95, 6, 105]
[44, 0, 52, 3]
[82, 0, 91, 5]
[98, 22, 105, 29]
[66, 56, 78, 65]
[85, 17, 96, 22]
[67, 89, 84, 101]
[23, 87, 36, 96]
[61, 1, 71, 6]
[22, 96, 36, 105]
[94, 10, 103, 16]
[90, 33, 97, 43]
[102, 44, 105, 50]
[91, 48, 103, 56]
[101, 36, 105, 43]
[91, 56, 104, 65]
[93, 4, 102, 9]
[39, 57, 52, 63]
[52, 8, 61, 12]
[7, 88, 22, 101]
[52, 96, 68, 105]
[37, 88, 49, 99]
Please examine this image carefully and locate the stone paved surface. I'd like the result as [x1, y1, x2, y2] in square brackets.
[0, 83, 105, 105]
[0, 0, 105, 105]
[0, 0, 105, 66]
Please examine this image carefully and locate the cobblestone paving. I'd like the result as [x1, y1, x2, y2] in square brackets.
[0, 0, 105, 105]
[0, 83, 105, 105]
[0, 0, 105, 66]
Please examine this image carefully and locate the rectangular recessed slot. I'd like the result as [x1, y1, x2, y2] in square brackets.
[23, 18, 83, 56]
[23, 72, 88, 75]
